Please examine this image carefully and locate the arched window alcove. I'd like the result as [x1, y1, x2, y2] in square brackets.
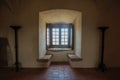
[39, 9, 82, 62]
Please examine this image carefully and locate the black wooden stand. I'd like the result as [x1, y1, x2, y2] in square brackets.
[10, 26, 21, 72]
[98, 26, 109, 72]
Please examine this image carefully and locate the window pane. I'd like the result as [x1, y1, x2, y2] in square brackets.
[56, 32, 59, 35]
[56, 42, 59, 45]
[61, 39, 64, 41]
[61, 42, 64, 45]
[61, 32, 65, 35]
[64, 36, 68, 38]
[52, 28, 56, 31]
[61, 36, 64, 38]
[46, 23, 73, 48]
[52, 39, 55, 41]
[65, 42, 68, 45]
[61, 29, 64, 32]
[52, 32, 56, 35]
[52, 36, 55, 38]
[64, 28, 68, 32]
[56, 36, 59, 38]
[65, 39, 68, 42]
[56, 29, 59, 31]
[52, 42, 56, 45]
[56, 39, 59, 42]
[64, 32, 68, 35]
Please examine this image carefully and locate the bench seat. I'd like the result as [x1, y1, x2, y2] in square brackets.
[67, 54, 82, 68]
[37, 54, 53, 68]
[67, 54, 82, 61]
[38, 55, 53, 62]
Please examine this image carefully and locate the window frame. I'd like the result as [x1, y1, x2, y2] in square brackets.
[46, 23, 74, 50]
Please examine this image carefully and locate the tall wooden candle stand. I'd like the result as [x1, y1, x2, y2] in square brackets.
[98, 26, 109, 72]
[10, 26, 21, 72]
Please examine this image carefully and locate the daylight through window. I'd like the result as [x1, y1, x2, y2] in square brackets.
[46, 23, 74, 50]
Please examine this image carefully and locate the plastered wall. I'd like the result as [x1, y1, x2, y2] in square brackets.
[0, 0, 120, 68]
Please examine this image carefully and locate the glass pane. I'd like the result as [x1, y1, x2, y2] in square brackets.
[61, 39, 64, 41]
[56, 29, 59, 31]
[52, 32, 56, 35]
[65, 42, 68, 45]
[61, 36, 64, 38]
[56, 36, 59, 38]
[61, 42, 64, 45]
[64, 36, 68, 38]
[64, 28, 68, 32]
[65, 39, 68, 41]
[56, 32, 59, 35]
[61, 28, 64, 31]
[52, 36, 55, 38]
[52, 28, 56, 31]
[52, 42, 56, 45]
[56, 39, 59, 42]
[52, 39, 56, 41]
[61, 32, 65, 35]
[56, 42, 59, 45]
[65, 32, 68, 35]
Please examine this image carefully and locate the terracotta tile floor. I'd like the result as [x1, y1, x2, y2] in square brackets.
[0, 63, 120, 80]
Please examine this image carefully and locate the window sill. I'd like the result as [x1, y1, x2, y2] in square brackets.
[47, 48, 72, 51]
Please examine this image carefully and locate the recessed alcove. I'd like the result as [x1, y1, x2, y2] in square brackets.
[39, 9, 82, 63]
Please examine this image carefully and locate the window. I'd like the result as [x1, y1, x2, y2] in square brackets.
[46, 23, 74, 50]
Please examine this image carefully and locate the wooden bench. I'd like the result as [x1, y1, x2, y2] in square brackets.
[37, 54, 53, 68]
